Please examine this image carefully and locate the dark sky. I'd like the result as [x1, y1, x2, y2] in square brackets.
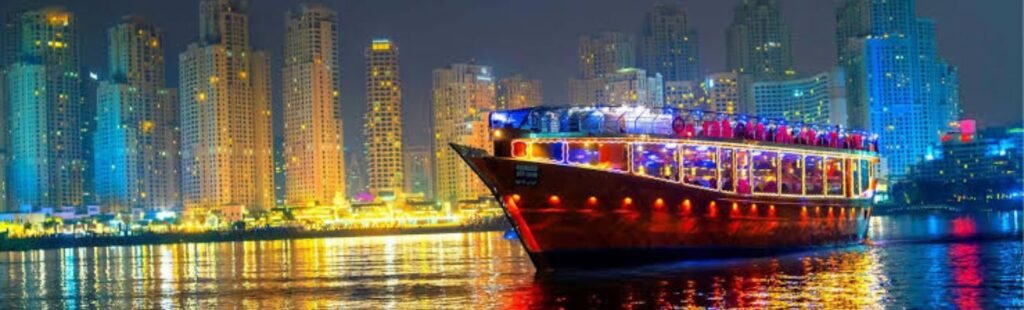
[2, 0, 1021, 152]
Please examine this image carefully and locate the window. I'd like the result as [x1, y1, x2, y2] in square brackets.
[735, 150, 751, 194]
[780, 154, 802, 195]
[512, 141, 527, 158]
[567, 142, 598, 165]
[805, 155, 824, 195]
[751, 151, 778, 194]
[825, 157, 843, 196]
[682, 145, 716, 189]
[859, 159, 871, 196]
[566, 142, 627, 172]
[632, 143, 679, 181]
[719, 148, 734, 192]
[529, 142, 564, 163]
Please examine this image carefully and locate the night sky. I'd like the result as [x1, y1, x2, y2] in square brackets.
[1, 0, 1020, 152]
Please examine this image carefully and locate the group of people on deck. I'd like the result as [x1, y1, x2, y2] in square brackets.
[671, 113, 878, 152]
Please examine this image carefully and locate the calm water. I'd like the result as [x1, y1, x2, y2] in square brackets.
[1, 212, 1021, 309]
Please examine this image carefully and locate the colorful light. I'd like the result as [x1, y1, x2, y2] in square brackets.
[548, 195, 560, 205]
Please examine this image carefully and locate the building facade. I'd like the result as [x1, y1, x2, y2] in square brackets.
[5, 8, 85, 211]
[639, 3, 701, 82]
[179, 0, 274, 217]
[363, 38, 403, 198]
[700, 72, 741, 114]
[497, 74, 542, 110]
[750, 68, 848, 126]
[94, 17, 180, 213]
[570, 68, 663, 107]
[836, 0, 960, 180]
[403, 145, 433, 199]
[432, 63, 495, 204]
[726, 0, 794, 80]
[664, 80, 702, 110]
[577, 32, 634, 80]
[282, 4, 345, 207]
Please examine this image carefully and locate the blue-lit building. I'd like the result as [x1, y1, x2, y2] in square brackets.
[892, 124, 1023, 208]
[4, 8, 86, 211]
[750, 68, 847, 126]
[836, 0, 960, 181]
[94, 17, 180, 214]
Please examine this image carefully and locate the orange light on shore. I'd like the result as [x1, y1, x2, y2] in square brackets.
[548, 195, 560, 205]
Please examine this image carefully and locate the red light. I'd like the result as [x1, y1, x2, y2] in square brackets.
[801, 206, 808, 218]
[654, 198, 665, 210]
[708, 201, 718, 217]
[512, 194, 521, 202]
[732, 203, 739, 211]
[682, 199, 692, 214]
[548, 195, 560, 205]
[768, 205, 776, 217]
[622, 197, 633, 207]
[587, 196, 598, 206]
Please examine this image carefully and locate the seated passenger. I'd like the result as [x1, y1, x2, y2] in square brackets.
[737, 180, 751, 194]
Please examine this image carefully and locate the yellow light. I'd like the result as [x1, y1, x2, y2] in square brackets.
[371, 40, 392, 51]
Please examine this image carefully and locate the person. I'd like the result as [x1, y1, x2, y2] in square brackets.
[755, 118, 766, 141]
[720, 115, 733, 138]
[776, 121, 789, 143]
[708, 116, 721, 137]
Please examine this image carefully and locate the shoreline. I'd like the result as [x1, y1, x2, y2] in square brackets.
[0, 222, 512, 252]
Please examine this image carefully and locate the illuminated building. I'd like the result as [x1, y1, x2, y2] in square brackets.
[94, 17, 180, 213]
[639, 2, 701, 82]
[283, 4, 345, 207]
[363, 37, 402, 198]
[664, 80, 702, 110]
[577, 32, 634, 80]
[726, 0, 794, 79]
[750, 68, 847, 126]
[894, 123, 1023, 208]
[571, 68, 663, 107]
[836, 0, 960, 180]
[432, 63, 495, 203]
[701, 72, 741, 113]
[5, 8, 85, 211]
[180, 0, 274, 217]
[345, 151, 367, 199]
[403, 145, 434, 199]
[497, 74, 542, 110]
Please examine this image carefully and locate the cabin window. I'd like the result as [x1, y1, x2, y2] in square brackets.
[682, 145, 717, 189]
[512, 141, 528, 158]
[529, 142, 564, 163]
[780, 153, 802, 195]
[825, 157, 844, 196]
[751, 151, 779, 194]
[848, 159, 860, 197]
[567, 142, 628, 172]
[735, 150, 752, 194]
[632, 143, 679, 181]
[805, 155, 824, 195]
[719, 148, 735, 192]
[859, 159, 871, 195]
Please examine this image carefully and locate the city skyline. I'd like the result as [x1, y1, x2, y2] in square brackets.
[0, 0, 1017, 157]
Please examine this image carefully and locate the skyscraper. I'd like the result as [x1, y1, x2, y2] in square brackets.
[750, 68, 848, 126]
[497, 74, 542, 110]
[432, 63, 495, 204]
[664, 80, 702, 110]
[179, 0, 274, 217]
[282, 4, 345, 207]
[363, 38, 403, 198]
[836, 0, 960, 180]
[639, 3, 701, 82]
[94, 17, 180, 213]
[577, 32, 634, 80]
[726, 0, 794, 80]
[403, 145, 433, 199]
[5, 8, 85, 210]
[600, 68, 664, 107]
[701, 73, 741, 113]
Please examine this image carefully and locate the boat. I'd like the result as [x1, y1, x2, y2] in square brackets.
[452, 106, 881, 271]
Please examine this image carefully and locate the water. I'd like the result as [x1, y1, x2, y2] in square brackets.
[0, 212, 1021, 309]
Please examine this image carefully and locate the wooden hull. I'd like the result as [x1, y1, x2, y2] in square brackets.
[451, 144, 872, 271]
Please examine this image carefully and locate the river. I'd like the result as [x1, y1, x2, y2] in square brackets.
[1, 211, 1021, 309]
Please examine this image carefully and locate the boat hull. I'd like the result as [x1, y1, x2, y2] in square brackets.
[451, 144, 872, 271]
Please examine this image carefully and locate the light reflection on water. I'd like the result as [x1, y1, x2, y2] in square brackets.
[0, 212, 1021, 309]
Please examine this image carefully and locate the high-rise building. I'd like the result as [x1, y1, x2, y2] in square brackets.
[432, 63, 495, 204]
[282, 4, 345, 207]
[94, 17, 180, 213]
[836, 0, 960, 180]
[5, 8, 85, 211]
[726, 0, 794, 80]
[664, 80, 702, 110]
[403, 145, 434, 199]
[935, 60, 961, 134]
[345, 151, 367, 199]
[750, 68, 848, 126]
[363, 38, 403, 198]
[497, 74, 542, 110]
[179, 0, 274, 217]
[577, 32, 635, 80]
[639, 3, 701, 82]
[570, 68, 664, 107]
[700, 73, 741, 114]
